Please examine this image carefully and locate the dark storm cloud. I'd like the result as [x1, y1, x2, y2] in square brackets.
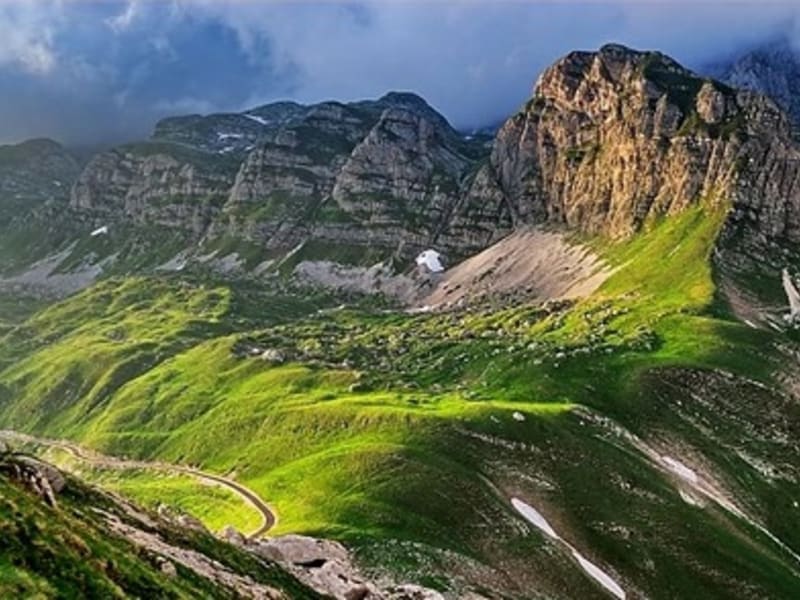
[0, 1, 798, 146]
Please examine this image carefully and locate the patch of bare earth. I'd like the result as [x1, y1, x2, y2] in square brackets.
[417, 228, 611, 311]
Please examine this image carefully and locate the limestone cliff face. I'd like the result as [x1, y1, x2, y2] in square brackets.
[453, 44, 800, 255]
[63, 46, 800, 274]
[70, 144, 237, 233]
[70, 93, 486, 260]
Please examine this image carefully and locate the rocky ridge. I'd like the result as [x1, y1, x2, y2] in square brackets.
[69, 92, 490, 265]
[454, 43, 800, 256]
[711, 36, 800, 136]
[0, 138, 80, 216]
[10, 44, 800, 298]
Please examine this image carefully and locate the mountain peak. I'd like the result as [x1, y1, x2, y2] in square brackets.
[712, 35, 800, 134]
[378, 91, 430, 108]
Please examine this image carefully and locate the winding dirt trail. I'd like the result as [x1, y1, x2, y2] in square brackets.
[0, 429, 275, 538]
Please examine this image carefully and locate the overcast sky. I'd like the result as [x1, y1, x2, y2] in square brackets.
[1, 0, 799, 146]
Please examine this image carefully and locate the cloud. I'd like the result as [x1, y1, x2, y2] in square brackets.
[0, 2, 60, 75]
[106, 0, 141, 33]
[1, 0, 800, 145]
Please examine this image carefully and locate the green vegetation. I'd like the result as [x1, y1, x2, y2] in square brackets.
[1, 199, 799, 597]
[0, 461, 320, 598]
[38, 446, 262, 535]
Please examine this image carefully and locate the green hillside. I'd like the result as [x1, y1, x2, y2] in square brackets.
[0, 453, 320, 599]
[2, 199, 798, 597]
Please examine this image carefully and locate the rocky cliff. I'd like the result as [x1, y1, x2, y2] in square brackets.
[60, 44, 800, 280]
[450, 44, 800, 262]
[69, 92, 487, 263]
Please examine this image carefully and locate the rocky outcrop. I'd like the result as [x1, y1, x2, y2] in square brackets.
[69, 93, 487, 263]
[70, 143, 237, 233]
[0, 454, 66, 507]
[450, 44, 800, 259]
[233, 532, 445, 600]
[60, 45, 800, 280]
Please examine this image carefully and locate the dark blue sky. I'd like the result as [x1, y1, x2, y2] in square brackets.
[1, 1, 798, 145]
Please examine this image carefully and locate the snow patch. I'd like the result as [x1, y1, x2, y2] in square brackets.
[244, 114, 270, 126]
[570, 550, 626, 600]
[217, 132, 244, 140]
[661, 456, 699, 484]
[415, 249, 444, 273]
[511, 498, 558, 540]
[156, 252, 188, 272]
[90, 225, 108, 237]
[679, 489, 704, 507]
[512, 497, 626, 599]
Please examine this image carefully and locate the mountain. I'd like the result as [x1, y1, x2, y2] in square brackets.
[710, 37, 800, 136]
[68, 91, 491, 269]
[0, 138, 79, 216]
[462, 44, 799, 250]
[3, 44, 800, 599]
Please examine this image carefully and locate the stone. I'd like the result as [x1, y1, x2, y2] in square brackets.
[176, 514, 207, 533]
[14, 456, 66, 493]
[260, 349, 286, 364]
[220, 525, 245, 546]
[156, 557, 177, 577]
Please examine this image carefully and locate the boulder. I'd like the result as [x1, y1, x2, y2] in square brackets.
[220, 525, 246, 546]
[260, 349, 286, 364]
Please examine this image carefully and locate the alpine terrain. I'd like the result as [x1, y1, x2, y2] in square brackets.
[3, 42, 800, 599]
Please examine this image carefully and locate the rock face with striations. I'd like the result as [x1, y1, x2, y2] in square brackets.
[63, 45, 800, 276]
[70, 92, 488, 260]
[452, 44, 800, 260]
[70, 142, 239, 234]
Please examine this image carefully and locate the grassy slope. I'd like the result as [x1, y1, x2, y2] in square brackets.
[1, 203, 799, 597]
[0, 464, 320, 599]
[37, 445, 262, 535]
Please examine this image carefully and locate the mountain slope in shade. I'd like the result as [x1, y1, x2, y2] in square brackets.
[710, 36, 800, 135]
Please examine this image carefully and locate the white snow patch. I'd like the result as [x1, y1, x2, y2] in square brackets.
[244, 114, 270, 126]
[570, 549, 626, 600]
[661, 456, 699, 484]
[276, 241, 307, 269]
[156, 252, 189, 272]
[90, 225, 108, 237]
[512, 497, 626, 598]
[744, 319, 758, 329]
[195, 250, 219, 264]
[512, 411, 526, 422]
[217, 132, 244, 140]
[511, 498, 559, 540]
[415, 249, 444, 273]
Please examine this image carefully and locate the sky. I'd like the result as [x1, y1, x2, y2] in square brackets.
[1, 0, 799, 146]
